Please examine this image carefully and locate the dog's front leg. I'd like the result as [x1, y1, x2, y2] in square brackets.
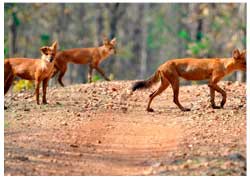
[209, 86, 220, 109]
[95, 66, 111, 81]
[42, 79, 49, 104]
[209, 75, 226, 108]
[209, 83, 226, 108]
[35, 80, 41, 105]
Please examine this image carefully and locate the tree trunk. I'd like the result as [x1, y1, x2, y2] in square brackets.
[96, 4, 104, 46]
[236, 3, 246, 82]
[139, 4, 148, 79]
[8, 12, 18, 57]
[109, 3, 120, 39]
[104, 3, 125, 79]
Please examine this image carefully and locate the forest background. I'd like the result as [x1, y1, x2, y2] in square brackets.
[4, 3, 246, 89]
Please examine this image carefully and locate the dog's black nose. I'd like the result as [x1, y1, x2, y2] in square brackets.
[49, 57, 54, 62]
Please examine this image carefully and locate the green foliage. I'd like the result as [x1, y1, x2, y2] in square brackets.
[92, 73, 114, 82]
[178, 29, 191, 41]
[13, 80, 34, 92]
[147, 14, 167, 49]
[178, 26, 211, 57]
[12, 12, 20, 26]
[211, 20, 221, 31]
[242, 36, 246, 46]
[4, 121, 10, 129]
[4, 38, 9, 58]
[4, 47, 9, 58]
[40, 34, 51, 46]
[92, 74, 102, 82]
[118, 43, 134, 60]
[187, 36, 211, 56]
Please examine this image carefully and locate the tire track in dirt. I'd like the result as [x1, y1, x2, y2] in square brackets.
[4, 80, 246, 175]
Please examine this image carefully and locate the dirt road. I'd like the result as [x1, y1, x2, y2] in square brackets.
[4, 81, 246, 175]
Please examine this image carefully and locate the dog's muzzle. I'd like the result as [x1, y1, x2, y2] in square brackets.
[49, 57, 54, 62]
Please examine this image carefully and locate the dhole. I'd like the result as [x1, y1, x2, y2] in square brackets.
[4, 41, 58, 105]
[132, 49, 246, 112]
[53, 36, 117, 86]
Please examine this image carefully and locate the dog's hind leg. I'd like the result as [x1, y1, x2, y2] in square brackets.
[146, 78, 169, 112]
[35, 80, 41, 105]
[57, 63, 67, 87]
[51, 67, 59, 78]
[167, 74, 190, 111]
[42, 79, 49, 104]
[4, 73, 14, 95]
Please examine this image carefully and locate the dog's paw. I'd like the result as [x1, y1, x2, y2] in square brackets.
[212, 105, 221, 109]
[147, 108, 154, 112]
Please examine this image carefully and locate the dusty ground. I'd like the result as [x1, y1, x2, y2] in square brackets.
[4, 80, 246, 175]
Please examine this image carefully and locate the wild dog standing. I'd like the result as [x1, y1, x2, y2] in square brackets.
[53, 36, 117, 86]
[132, 49, 246, 112]
[4, 41, 58, 105]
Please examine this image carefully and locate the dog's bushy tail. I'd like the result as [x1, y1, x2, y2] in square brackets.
[132, 71, 160, 92]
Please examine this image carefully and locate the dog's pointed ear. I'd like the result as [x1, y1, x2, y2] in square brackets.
[241, 49, 246, 58]
[40, 46, 48, 54]
[110, 38, 116, 46]
[52, 41, 58, 50]
[233, 48, 240, 59]
[102, 35, 109, 46]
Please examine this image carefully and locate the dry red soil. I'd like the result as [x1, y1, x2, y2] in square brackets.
[4, 80, 246, 175]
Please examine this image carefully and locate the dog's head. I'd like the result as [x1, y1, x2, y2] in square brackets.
[102, 36, 117, 55]
[232, 48, 246, 71]
[40, 41, 58, 62]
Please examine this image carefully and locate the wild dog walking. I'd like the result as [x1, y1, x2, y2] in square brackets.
[132, 49, 246, 112]
[4, 41, 58, 105]
[53, 36, 117, 86]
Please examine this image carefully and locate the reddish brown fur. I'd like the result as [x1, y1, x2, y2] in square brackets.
[53, 37, 117, 86]
[132, 49, 246, 111]
[4, 41, 58, 105]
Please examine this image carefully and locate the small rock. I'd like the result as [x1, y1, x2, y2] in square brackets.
[51, 159, 58, 163]
[151, 162, 163, 168]
[227, 81, 232, 86]
[183, 164, 189, 168]
[16, 156, 29, 161]
[56, 101, 62, 105]
[70, 144, 78, 148]
[24, 108, 30, 112]
[111, 87, 117, 91]
[61, 121, 68, 126]
[227, 153, 246, 162]
[121, 106, 128, 113]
